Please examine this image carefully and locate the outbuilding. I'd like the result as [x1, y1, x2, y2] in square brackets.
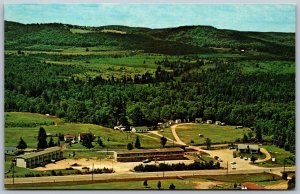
[237, 144, 259, 154]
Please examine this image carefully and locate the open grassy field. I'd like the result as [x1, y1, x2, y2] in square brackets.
[5, 112, 55, 127]
[238, 60, 295, 75]
[157, 127, 176, 141]
[176, 124, 251, 145]
[4, 112, 164, 149]
[14, 173, 281, 190]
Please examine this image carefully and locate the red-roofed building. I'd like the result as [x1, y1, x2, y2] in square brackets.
[242, 182, 265, 190]
[64, 134, 76, 142]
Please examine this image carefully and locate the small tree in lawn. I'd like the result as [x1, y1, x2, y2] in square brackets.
[135, 136, 141, 149]
[169, 183, 175, 190]
[97, 137, 105, 148]
[143, 180, 148, 187]
[16, 137, 27, 150]
[157, 181, 161, 189]
[82, 133, 94, 149]
[37, 127, 48, 149]
[160, 137, 167, 148]
[127, 142, 133, 150]
[205, 138, 211, 150]
[250, 155, 257, 163]
[48, 137, 55, 147]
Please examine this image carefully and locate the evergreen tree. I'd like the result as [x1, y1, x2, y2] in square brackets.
[82, 133, 94, 149]
[143, 180, 148, 187]
[48, 137, 55, 147]
[169, 183, 176, 190]
[135, 136, 141, 149]
[160, 137, 167, 147]
[127, 142, 133, 150]
[16, 137, 27, 150]
[157, 181, 161, 189]
[37, 127, 48, 149]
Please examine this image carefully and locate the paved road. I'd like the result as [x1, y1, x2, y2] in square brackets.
[5, 166, 295, 185]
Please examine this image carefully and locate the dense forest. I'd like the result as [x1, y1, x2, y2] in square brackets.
[4, 21, 295, 153]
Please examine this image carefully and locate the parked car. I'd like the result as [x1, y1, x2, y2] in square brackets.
[231, 165, 236, 170]
[244, 157, 248, 160]
[230, 161, 236, 165]
[143, 159, 151, 163]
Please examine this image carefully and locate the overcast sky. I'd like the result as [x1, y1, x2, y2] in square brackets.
[4, 4, 295, 32]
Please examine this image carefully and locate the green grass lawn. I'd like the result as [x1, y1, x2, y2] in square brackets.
[158, 127, 176, 141]
[176, 124, 251, 145]
[257, 145, 295, 167]
[5, 112, 56, 127]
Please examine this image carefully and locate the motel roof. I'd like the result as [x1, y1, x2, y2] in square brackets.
[238, 144, 259, 150]
[117, 147, 184, 155]
[16, 147, 62, 160]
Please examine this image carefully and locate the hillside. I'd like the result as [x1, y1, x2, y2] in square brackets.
[4, 21, 294, 57]
[4, 20, 295, 154]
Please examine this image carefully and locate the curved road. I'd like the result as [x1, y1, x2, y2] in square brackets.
[171, 123, 272, 163]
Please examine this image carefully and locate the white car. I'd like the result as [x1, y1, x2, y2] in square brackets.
[230, 161, 236, 165]
[231, 165, 236, 169]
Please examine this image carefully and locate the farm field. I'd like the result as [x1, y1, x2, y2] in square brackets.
[175, 123, 251, 145]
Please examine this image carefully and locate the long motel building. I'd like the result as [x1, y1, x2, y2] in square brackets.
[15, 147, 63, 168]
[116, 147, 185, 162]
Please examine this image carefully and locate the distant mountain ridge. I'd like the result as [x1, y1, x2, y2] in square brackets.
[4, 21, 295, 57]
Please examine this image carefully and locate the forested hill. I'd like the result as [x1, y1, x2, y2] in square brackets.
[4, 20, 295, 153]
[5, 21, 295, 57]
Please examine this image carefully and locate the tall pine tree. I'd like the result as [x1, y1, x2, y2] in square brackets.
[37, 127, 48, 149]
[135, 136, 141, 149]
[16, 137, 27, 150]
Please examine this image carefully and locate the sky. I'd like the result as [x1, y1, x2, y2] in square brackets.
[4, 4, 296, 32]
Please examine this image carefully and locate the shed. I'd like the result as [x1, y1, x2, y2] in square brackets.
[207, 120, 213, 124]
[215, 121, 221, 125]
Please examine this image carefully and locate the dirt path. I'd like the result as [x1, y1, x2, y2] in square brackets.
[148, 131, 180, 145]
[265, 181, 288, 190]
[138, 133, 161, 141]
[257, 147, 272, 163]
[193, 181, 224, 189]
[171, 124, 211, 155]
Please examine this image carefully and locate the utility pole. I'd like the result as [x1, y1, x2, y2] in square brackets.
[283, 159, 286, 173]
[227, 161, 228, 176]
[92, 163, 94, 182]
[12, 159, 16, 185]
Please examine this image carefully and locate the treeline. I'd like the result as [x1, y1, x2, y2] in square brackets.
[134, 161, 220, 172]
[4, 54, 295, 152]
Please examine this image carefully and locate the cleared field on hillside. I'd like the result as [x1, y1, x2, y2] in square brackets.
[176, 123, 251, 145]
[4, 112, 164, 149]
